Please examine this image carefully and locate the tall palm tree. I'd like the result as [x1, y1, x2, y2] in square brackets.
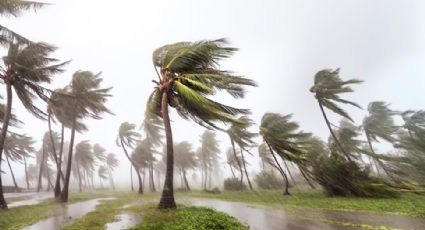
[105, 153, 119, 190]
[227, 116, 257, 190]
[310, 69, 362, 161]
[147, 39, 256, 209]
[259, 113, 312, 195]
[0, 41, 67, 209]
[0, 0, 46, 45]
[117, 122, 143, 193]
[362, 102, 398, 178]
[58, 71, 112, 202]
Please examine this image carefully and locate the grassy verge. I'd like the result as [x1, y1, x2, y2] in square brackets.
[178, 189, 425, 217]
[5, 195, 34, 203]
[0, 190, 113, 230]
[127, 204, 248, 230]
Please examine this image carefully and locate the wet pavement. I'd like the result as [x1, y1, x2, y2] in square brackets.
[8, 192, 52, 208]
[186, 199, 354, 230]
[21, 198, 114, 230]
[105, 213, 142, 230]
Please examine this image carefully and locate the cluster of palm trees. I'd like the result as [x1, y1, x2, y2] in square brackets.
[0, 1, 114, 209]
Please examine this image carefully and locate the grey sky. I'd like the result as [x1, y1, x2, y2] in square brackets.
[2, 0, 424, 187]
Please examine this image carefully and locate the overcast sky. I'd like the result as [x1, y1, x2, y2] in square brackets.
[2, 0, 425, 187]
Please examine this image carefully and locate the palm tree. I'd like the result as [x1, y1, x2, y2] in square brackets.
[259, 113, 312, 195]
[199, 130, 220, 190]
[0, 0, 46, 45]
[174, 141, 197, 191]
[227, 116, 257, 190]
[310, 69, 362, 161]
[132, 139, 157, 192]
[147, 39, 256, 209]
[74, 141, 94, 192]
[58, 71, 112, 202]
[17, 134, 35, 190]
[97, 165, 108, 188]
[226, 148, 241, 178]
[117, 122, 143, 193]
[3, 133, 23, 191]
[0, 41, 67, 209]
[362, 102, 398, 178]
[141, 117, 163, 192]
[105, 153, 119, 190]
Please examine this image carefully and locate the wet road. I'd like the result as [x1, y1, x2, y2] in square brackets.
[187, 198, 425, 230]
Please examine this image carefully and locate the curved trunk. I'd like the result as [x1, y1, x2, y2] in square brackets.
[150, 162, 156, 192]
[120, 140, 143, 194]
[0, 82, 13, 209]
[365, 133, 398, 182]
[24, 157, 30, 189]
[230, 138, 243, 185]
[282, 160, 296, 186]
[158, 88, 176, 209]
[183, 167, 190, 191]
[318, 100, 352, 162]
[266, 141, 290, 195]
[48, 113, 64, 198]
[240, 150, 253, 190]
[76, 161, 82, 192]
[37, 147, 46, 192]
[229, 164, 236, 178]
[59, 116, 76, 203]
[298, 166, 316, 189]
[108, 166, 115, 190]
[5, 155, 18, 191]
[55, 124, 65, 199]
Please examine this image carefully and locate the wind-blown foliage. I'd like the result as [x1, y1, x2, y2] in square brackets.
[148, 38, 256, 209]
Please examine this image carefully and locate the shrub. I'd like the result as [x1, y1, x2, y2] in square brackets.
[223, 178, 247, 191]
[254, 171, 283, 189]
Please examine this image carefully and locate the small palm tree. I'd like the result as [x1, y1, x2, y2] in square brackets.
[74, 141, 93, 192]
[97, 166, 108, 188]
[105, 153, 119, 190]
[310, 69, 362, 161]
[227, 116, 257, 190]
[260, 113, 312, 195]
[58, 71, 112, 202]
[147, 39, 256, 209]
[362, 102, 398, 179]
[0, 41, 67, 208]
[174, 141, 197, 191]
[117, 122, 143, 193]
[199, 130, 220, 190]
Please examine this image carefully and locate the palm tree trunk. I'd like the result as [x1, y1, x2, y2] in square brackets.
[5, 155, 18, 192]
[240, 150, 253, 190]
[229, 164, 236, 178]
[266, 141, 290, 195]
[365, 134, 398, 182]
[130, 166, 134, 191]
[318, 100, 352, 161]
[150, 163, 156, 192]
[37, 147, 46, 192]
[183, 167, 190, 191]
[48, 112, 65, 181]
[108, 167, 115, 190]
[298, 166, 315, 189]
[283, 159, 296, 186]
[46, 166, 53, 191]
[0, 82, 13, 209]
[158, 88, 176, 209]
[59, 116, 76, 203]
[55, 124, 64, 199]
[76, 161, 82, 192]
[230, 139, 244, 185]
[120, 140, 143, 194]
[24, 157, 30, 190]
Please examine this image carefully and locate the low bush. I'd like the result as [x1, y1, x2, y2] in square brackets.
[254, 171, 283, 189]
[223, 178, 247, 191]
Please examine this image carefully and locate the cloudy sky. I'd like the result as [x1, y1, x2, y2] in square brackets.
[2, 0, 425, 187]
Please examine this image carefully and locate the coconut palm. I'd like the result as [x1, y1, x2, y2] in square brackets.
[0, 41, 67, 208]
[105, 153, 119, 190]
[16, 134, 35, 189]
[132, 139, 157, 192]
[0, 0, 46, 45]
[310, 69, 362, 161]
[117, 122, 143, 193]
[58, 71, 112, 202]
[260, 113, 312, 195]
[362, 102, 398, 178]
[401, 110, 425, 138]
[141, 117, 163, 192]
[174, 141, 197, 191]
[3, 133, 23, 191]
[74, 141, 94, 192]
[226, 148, 241, 178]
[147, 38, 256, 209]
[227, 116, 257, 190]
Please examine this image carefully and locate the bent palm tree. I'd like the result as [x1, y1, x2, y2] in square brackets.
[310, 69, 362, 161]
[259, 113, 312, 195]
[106, 153, 119, 190]
[97, 165, 108, 188]
[362, 102, 398, 179]
[147, 38, 256, 209]
[116, 122, 143, 193]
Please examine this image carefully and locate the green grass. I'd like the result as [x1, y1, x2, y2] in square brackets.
[178, 189, 425, 217]
[0, 190, 113, 230]
[128, 204, 248, 230]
